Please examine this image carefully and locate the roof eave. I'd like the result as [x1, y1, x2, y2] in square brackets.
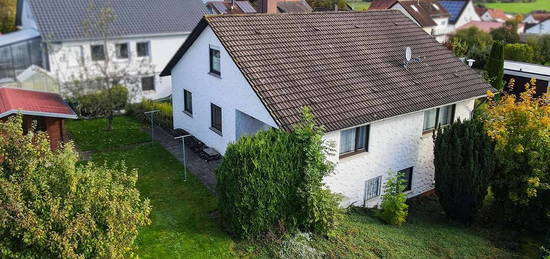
[161, 18, 210, 77]
[0, 109, 78, 120]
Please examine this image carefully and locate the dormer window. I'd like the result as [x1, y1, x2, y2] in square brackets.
[209, 46, 221, 76]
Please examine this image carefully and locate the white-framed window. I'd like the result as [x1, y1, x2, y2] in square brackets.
[209, 46, 221, 76]
[141, 76, 155, 91]
[137, 42, 150, 57]
[184, 89, 193, 115]
[364, 176, 382, 203]
[423, 104, 455, 132]
[90, 44, 105, 61]
[339, 125, 370, 156]
[115, 43, 129, 59]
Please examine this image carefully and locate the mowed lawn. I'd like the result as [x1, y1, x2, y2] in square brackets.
[485, 0, 550, 14]
[67, 117, 237, 258]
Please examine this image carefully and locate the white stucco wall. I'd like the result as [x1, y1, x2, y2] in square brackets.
[170, 26, 278, 154]
[47, 34, 187, 101]
[323, 99, 476, 207]
[454, 1, 481, 28]
[526, 20, 550, 34]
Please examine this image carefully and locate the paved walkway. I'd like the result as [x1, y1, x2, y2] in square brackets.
[144, 126, 220, 193]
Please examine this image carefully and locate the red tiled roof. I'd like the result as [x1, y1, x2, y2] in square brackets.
[487, 8, 509, 21]
[458, 21, 503, 32]
[0, 87, 77, 119]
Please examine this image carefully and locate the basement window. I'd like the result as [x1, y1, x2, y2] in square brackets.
[423, 104, 455, 132]
[339, 125, 370, 157]
[141, 76, 155, 91]
[364, 176, 382, 202]
[399, 167, 413, 192]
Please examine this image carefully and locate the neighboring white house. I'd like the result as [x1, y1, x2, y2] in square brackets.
[368, 0, 452, 43]
[4, 0, 208, 101]
[438, 0, 480, 30]
[525, 19, 550, 34]
[162, 11, 492, 207]
[523, 12, 550, 24]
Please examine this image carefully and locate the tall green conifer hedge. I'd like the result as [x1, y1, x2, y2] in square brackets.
[434, 119, 495, 222]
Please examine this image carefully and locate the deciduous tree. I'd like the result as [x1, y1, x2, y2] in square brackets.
[0, 115, 151, 258]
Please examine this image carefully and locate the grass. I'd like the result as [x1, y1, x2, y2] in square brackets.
[67, 116, 538, 259]
[348, 1, 371, 10]
[484, 0, 550, 14]
[312, 197, 537, 259]
[91, 144, 236, 258]
[66, 116, 150, 151]
[68, 116, 237, 258]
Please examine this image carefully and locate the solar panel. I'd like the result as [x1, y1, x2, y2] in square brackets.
[212, 2, 228, 14]
[236, 1, 257, 13]
[438, 1, 466, 22]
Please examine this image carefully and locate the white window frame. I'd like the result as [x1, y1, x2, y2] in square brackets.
[115, 42, 129, 60]
[141, 75, 156, 91]
[136, 41, 151, 58]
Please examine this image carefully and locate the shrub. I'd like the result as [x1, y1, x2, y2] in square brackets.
[127, 99, 173, 132]
[77, 85, 129, 117]
[504, 43, 535, 63]
[216, 107, 341, 239]
[484, 80, 550, 227]
[0, 115, 151, 258]
[434, 119, 495, 222]
[376, 171, 408, 226]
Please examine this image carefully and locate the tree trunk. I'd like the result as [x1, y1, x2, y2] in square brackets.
[107, 114, 113, 131]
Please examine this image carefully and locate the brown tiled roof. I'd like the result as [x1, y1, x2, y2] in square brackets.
[475, 7, 487, 16]
[399, 0, 449, 27]
[368, 0, 398, 9]
[531, 13, 550, 22]
[162, 11, 492, 132]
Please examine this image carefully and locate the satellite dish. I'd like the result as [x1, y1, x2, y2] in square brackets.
[405, 47, 412, 61]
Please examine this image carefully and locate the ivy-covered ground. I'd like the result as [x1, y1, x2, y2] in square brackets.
[67, 116, 537, 258]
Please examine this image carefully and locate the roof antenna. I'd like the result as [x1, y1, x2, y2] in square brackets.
[402, 47, 425, 69]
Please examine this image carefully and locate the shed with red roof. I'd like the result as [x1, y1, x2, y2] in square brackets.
[0, 87, 77, 149]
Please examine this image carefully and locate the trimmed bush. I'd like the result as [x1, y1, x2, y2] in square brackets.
[77, 85, 129, 118]
[127, 99, 173, 132]
[376, 171, 409, 226]
[216, 108, 341, 239]
[434, 119, 495, 222]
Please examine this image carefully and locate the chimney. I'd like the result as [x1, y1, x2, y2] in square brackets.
[258, 0, 280, 13]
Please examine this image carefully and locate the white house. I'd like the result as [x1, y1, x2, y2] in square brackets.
[368, 0, 452, 43]
[162, 11, 492, 207]
[525, 19, 550, 34]
[2, 0, 208, 101]
[438, 0, 480, 30]
[523, 12, 550, 24]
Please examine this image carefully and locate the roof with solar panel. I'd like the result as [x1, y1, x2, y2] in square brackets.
[438, 0, 467, 23]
